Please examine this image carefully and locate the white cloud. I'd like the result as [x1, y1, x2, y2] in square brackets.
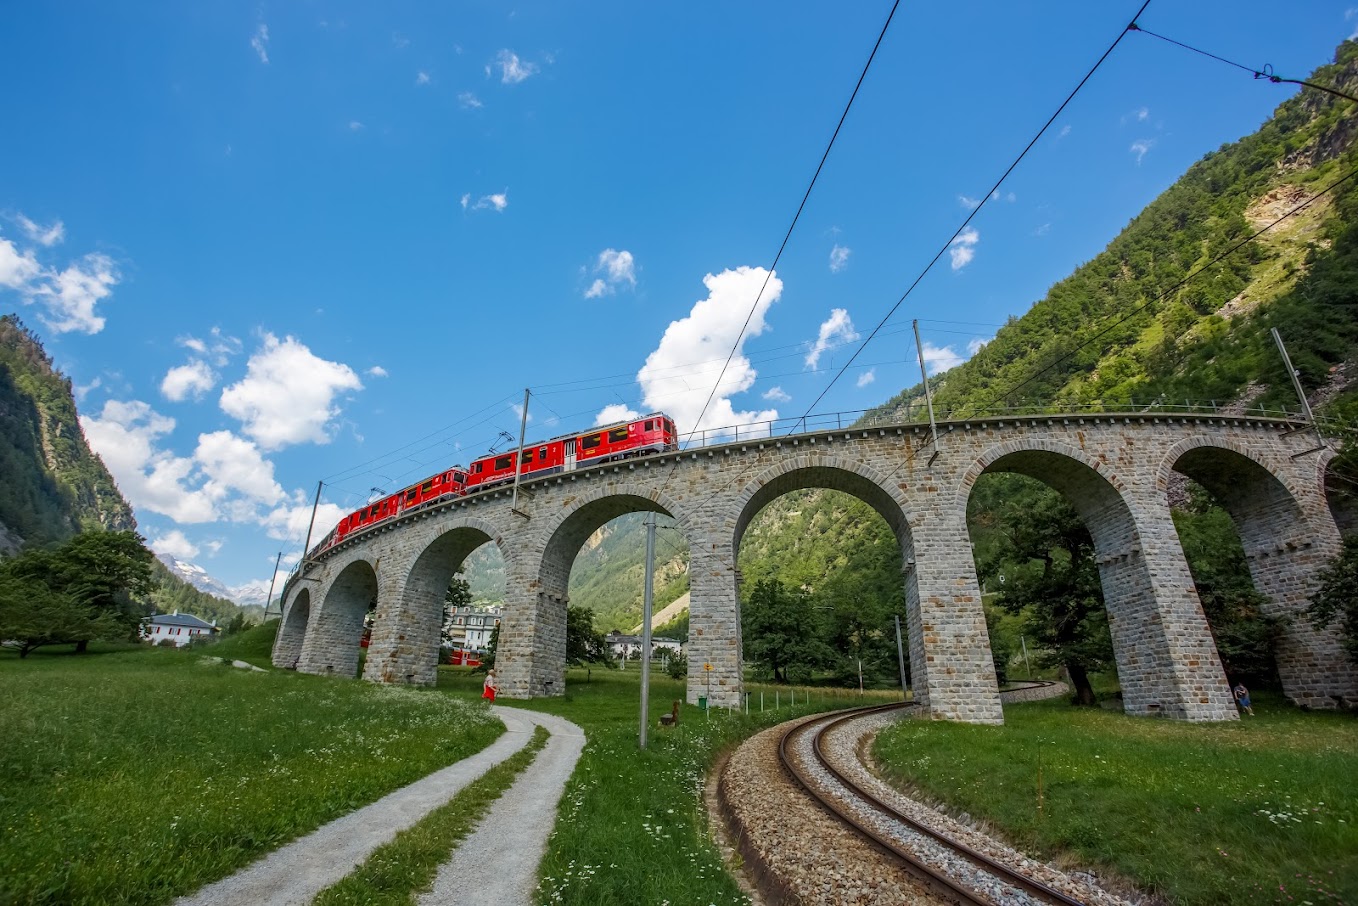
[1034, 222, 1052, 237]
[0, 237, 41, 289]
[805, 308, 858, 369]
[1131, 138, 1156, 164]
[948, 227, 979, 270]
[251, 24, 270, 64]
[1058, 124, 1072, 139]
[150, 529, 199, 561]
[219, 333, 363, 450]
[495, 49, 539, 84]
[262, 500, 348, 544]
[458, 91, 483, 109]
[967, 336, 991, 356]
[857, 369, 876, 388]
[195, 430, 286, 507]
[80, 400, 217, 523]
[583, 248, 636, 298]
[31, 253, 119, 334]
[958, 195, 981, 209]
[464, 191, 508, 212]
[178, 327, 240, 366]
[415, 71, 430, 85]
[604, 266, 782, 435]
[16, 215, 64, 247]
[828, 244, 850, 273]
[161, 361, 217, 402]
[73, 376, 102, 403]
[762, 386, 791, 403]
[594, 403, 640, 425]
[922, 342, 964, 375]
[1137, 106, 1150, 121]
[348, 121, 365, 131]
[367, 365, 388, 377]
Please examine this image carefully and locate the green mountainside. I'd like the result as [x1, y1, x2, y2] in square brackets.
[512, 42, 1358, 644]
[0, 314, 243, 623]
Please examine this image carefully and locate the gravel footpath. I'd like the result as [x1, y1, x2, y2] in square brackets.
[418, 710, 585, 906]
[175, 707, 542, 906]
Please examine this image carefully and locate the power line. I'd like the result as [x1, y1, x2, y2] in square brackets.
[796, 0, 1152, 426]
[682, 0, 903, 444]
[965, 163, 1358, 414]
[1129, 23, 1358, 105]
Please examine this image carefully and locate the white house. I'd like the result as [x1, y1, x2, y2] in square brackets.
[605, 630, 683, 659]
[144, 611, 218, 647]
[443, 605, 501, 652]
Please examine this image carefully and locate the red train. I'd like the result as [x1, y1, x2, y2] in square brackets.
[319, 413, 677, 552]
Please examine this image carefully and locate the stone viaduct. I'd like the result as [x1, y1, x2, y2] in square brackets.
[272, 413, 1358, 723]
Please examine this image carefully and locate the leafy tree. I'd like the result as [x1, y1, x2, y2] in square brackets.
[481, 622, 499, 670]
[0, 530, 152, 657]
[441, 574, 473, 648]
[1309, 535, 1358, 667]
[665, 649, 688, 679]
[742, 578, 831, 683]
[221, 611, 254, 637]
[565, 605, 608, 664]
[981, 489, 1113, 705]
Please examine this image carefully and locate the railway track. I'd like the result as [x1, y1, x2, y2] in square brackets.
[776, 703, 1092, 906]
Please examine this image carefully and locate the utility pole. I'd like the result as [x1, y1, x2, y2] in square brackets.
[263, 551, 282, 619]
[1271, 328, 1328, 457]
[511, 388, 530, 518]
[893, 615, 909, 702]
[300, 482, 322, 566]
[913, 320, 941, 465]
[639, 511, 657, 749]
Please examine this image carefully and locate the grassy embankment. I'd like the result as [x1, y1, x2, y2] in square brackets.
[0, 628, 502, 906]
[874, 692, 1358, 906]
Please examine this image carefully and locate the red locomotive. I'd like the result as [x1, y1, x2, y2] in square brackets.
[320, 413, 677, 551]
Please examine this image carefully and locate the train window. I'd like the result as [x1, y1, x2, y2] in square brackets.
[455, 472, 466, 483]
[522, 449, 533, 463]
[474, 462, 483, 473]
[494, 455, 513, 470]
[421, 481, 433, 493]
[644, 420, 653, 431]
[539, 446, 548, 458]
[405, 489, 418, 502]
[609, 426, 629, 443]
[582, 433, 602, 450]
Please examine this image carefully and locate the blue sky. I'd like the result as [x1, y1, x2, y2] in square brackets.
[0, 2, 1353, 597]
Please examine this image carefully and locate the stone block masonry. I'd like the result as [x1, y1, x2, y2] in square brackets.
[273, 414, 1358, 722]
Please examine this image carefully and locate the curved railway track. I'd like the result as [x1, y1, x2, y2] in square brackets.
[776, 701, 1091, 906]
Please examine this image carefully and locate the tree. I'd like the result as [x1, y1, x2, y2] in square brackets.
[982, 491, 1113, 706]
[441, 573, 473, 648]
[0, 529, 152, 657]
[742, 578, 831, 683]
[565, 605, 608, 665]
[481, 622, 499, 670]
[1310, 535, 1358, 667]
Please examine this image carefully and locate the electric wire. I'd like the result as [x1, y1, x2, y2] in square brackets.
[795, 0, 1152, 428]
[681, 0, 903, 445]
[964, 163, 1358, 415]
[1129, 23, 1358, 105]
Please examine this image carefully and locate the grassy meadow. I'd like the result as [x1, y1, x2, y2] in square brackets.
[0, 633, 502, 906]
[874, 691, 1358, 905]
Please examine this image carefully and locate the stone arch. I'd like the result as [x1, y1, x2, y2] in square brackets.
[298, 558, 378, 679]
[498, 483, 691, 701]
[365, 516, 507, 686]
[272, 587, 311, 669]
[966, 438, 1234, 720]
[1163, 437, 1355, 708]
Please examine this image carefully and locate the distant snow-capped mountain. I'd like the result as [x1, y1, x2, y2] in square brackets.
[157, 555, 272, 609]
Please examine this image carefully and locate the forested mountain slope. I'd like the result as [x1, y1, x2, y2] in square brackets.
[0, 314, 243, 622]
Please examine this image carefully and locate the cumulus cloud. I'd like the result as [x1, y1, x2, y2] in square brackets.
[176, 328, 241, 366]
[80, 400, 217, 523]
[494, 49, 539, 84]
[16, 215, 64, 247]
[161, 361, 217, 402]
[262, 499, 348, 543]
[367, 365, 388, 377]
[251, 24, 270, 63]
[857, 369, 876, 388]
[462, 191, 508, 212]
[195, 430, 286, 507]
[597, 267, 782, 435]
[921, 342, 964, 375]
[829, 244, 851, 273]
[958, 195, 981, 210]
[1130, 138, 1156, 164]
[0, 237, 41, 289]
[219, 333, 363, 450]
[458, 91, 483, 109]
[763, 386, 791, 403]
[150, 529, 199, 561]
[805, 308, 858, 369]
[30, 253, 120, 334]
[948, 227, 979, 270]
[594, 403, 640, 425]
[583, 248, 637, 298]
[967, 336, 990, 356]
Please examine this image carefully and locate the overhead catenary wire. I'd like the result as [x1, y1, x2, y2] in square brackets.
[795, 0, 1152, 427]
[1129, 23, 1358, 105]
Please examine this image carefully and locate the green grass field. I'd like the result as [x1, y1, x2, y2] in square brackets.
[0, 635, 501, 906]
[873, 692, 1358, 905]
